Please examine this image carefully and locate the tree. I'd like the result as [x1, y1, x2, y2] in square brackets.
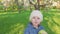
[14, 0, 24, 12]
[2, 0, 11, 11]
[29, 0, 40, 10]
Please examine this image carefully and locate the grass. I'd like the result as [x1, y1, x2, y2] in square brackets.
[0, 9, 60, 34]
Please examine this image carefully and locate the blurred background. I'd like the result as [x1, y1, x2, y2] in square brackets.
[0, 0, 60, 34]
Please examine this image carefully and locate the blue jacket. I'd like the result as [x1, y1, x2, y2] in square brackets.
[24, 23, 44, 34]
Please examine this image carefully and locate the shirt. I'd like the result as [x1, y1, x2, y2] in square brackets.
[24, 23, 44, 34]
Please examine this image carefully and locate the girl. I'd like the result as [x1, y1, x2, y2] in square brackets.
[24, 10, 47, 34]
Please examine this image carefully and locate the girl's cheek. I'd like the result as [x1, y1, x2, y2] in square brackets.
[32, 19, 35, 22]
[31, 20, 34, 24]
[37, 20, 41, 22]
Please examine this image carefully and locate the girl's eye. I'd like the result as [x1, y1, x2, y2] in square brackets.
[33, 17, 35, 19]
[32, 17, 40, 19]
[37, 18, 40, 19]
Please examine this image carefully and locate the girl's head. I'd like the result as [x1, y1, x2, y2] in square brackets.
[29, 10, 43, 26]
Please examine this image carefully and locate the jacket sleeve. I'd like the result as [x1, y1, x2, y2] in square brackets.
[24, 28, 30, 34]
[40, 26, 45, 30]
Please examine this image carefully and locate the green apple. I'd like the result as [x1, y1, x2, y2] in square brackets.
[38, 30, 48, 34]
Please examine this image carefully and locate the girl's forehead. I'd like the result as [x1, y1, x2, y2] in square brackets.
[33, 16, 40, 18]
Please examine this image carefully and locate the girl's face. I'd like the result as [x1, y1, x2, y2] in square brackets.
[31, 16, 41, 26]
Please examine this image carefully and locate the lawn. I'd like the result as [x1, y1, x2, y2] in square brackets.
[0, 9, 60, 34]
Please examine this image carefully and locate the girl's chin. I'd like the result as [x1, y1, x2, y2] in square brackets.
[33, 23, 39, 26]
[35, 24, 39, 26]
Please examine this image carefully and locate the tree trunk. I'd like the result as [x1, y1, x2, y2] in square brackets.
[14, 0, 20, 13]
[29, 0, 40, 10]
[37, 0, 40, 10]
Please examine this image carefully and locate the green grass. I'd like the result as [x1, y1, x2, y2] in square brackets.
[0, 9, 60, 34]
[0, 10, 31, 34]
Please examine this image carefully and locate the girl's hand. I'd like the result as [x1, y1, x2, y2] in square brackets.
[38, 30, 48, 34]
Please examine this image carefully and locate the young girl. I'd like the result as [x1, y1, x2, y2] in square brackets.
[24, 10, 47, 34]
